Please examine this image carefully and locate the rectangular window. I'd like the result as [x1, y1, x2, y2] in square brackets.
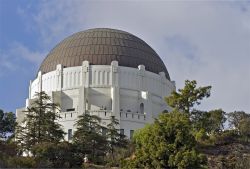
[130, 130, 134, 140]
[120, 129, 124, 135]
[102, 128, 107, 136]
[66, 108, 75, 112]
[68, 129, 73, 140]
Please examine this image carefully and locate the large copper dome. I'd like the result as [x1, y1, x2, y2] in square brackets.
[39, 28, 170, 80]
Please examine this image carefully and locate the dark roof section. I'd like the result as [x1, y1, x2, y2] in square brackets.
[39, 28, 170, 80]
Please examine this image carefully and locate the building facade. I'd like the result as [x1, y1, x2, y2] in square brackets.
[16, 28, 175, 140]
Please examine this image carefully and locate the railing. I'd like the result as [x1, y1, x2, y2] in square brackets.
[58, 110, 147, 122]
[87, 110, 112, 119]
[58, 111, 78, 121]
[120, 111, 147, 121]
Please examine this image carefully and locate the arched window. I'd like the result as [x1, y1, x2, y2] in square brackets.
[140, 103, 144, 114]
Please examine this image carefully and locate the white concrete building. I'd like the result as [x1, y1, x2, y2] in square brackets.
[16, 28, 175, 140]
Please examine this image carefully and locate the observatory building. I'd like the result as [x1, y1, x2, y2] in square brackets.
[16, 28, 175, 140]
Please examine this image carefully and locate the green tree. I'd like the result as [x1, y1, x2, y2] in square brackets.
[73, 113, 107, 163]
[193, 109, 226, 135]
[124, 111, 206, 169]
[238, 118, 250, 142]
[165, 80, 227, 137]
[227, 111, 250, 130]
[15, 91, 65, 153]
[227, 111, 250, 141]
[0, 110, 16, 139]
[206, 109, 226, 134]
[106, 116, 128, 161]
[0, 110, 17, 167]
[166, 80, 211, 115]
[31, 141, 81, 168]
[0, 140, 18, 167]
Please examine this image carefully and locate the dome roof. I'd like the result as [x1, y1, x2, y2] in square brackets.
[39, 28, 170, 80]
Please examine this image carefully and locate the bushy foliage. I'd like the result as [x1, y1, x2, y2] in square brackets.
[0, 110, 16, 139]
[73, 113, 108, 163]
[227, 111, 250, 130]
[166, 80, 211, 114]
[31, 141, 80, 168]
[15, 92, 65, 153]
[0, 140, 18, 167]
[238, 117, 250, 142]
[6, 156, 36, 168]
[195, 129, 209, 143]
[105, 145, 134, 167]
[123, 111, 207, 169]
[106, 116, 128, 161]
[193, 109, 226, 135]
[227, 111, 250, 142]
[212, 130, 237, 145]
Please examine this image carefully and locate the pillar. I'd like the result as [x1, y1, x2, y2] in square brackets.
[138, 65, 145, 91]
[78, 61, 89, 115]
[146, 92, 154, 123]
[82, 61, 90, 87]
[28, 80, 32, 99]
[38, 71, 42, 92]
[159, 72, 166, 99]
[56, 64, 63, 91]
[111, 61, 120, 118]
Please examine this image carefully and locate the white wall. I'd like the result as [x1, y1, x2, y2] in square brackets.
[88, 88, 112, 110]
[25, 61, 175, 140]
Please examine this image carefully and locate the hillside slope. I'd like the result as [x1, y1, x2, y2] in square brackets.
[199, 142, 250, 169]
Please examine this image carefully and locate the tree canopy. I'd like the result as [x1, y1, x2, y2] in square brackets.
[166, 80, 211, 115]
[106, 116, 128, 160]
[0, 110, 16, 139]
[124, 111, 206, 169]
[73, 113, 107, 162]
[227, 111, 250, 130]
[15, 91, 65, 154]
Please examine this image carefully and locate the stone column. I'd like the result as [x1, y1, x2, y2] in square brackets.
[56, 64, 63, 91]
[159, 72, 174, 112]
[111, 61, 120, 118]
[138, 65, 145, 91]
[37, 71, 43, 92]
[79, 61, 89, 115]
[82, 61, 90, 87]
[146, 92, 154, 123]
[159, 72, 166, 99]
[28, 80, 32, 99]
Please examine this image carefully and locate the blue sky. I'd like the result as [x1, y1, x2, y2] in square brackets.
[0, 0, 250, 113]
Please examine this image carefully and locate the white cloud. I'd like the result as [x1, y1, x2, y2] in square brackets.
[0, 54, 16, 72]
[11, 42, 45, 64]
[0, 42, 46, 75]
[18, 1, 250, 112]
